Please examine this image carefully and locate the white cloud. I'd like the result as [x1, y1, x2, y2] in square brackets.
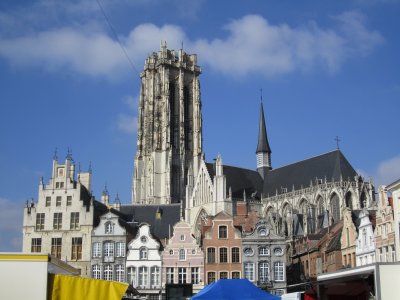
[117, 114, 137, 133]
[193, 13, 383, 77]
[0, 12, 383, 80]
[122, 95, 138, 111]
[374, 155, 400, 186]
[0, 197, 23, 251]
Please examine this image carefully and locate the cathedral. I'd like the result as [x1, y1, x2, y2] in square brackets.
[131, 45, 376, 240]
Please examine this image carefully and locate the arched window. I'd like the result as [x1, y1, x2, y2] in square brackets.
[105, 222, 113, 234]
[104, 264, 113, 281]
[139, 247, 148, 260]
[345, 192, 353, 209]
[360, 192, 367, 208]
[179, 249, 186, 261]
[330, 194, 340, 224]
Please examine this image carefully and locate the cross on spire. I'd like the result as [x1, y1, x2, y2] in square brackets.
[334, 136, 341, 149]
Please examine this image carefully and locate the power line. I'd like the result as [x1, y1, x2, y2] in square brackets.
[95, 0, 139, 75]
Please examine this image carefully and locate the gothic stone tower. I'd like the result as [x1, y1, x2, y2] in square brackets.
[133, 44, 203, 205]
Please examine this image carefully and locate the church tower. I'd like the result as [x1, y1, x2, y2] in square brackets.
[132, 43, 203, 205]
[256, 100, 272, 179]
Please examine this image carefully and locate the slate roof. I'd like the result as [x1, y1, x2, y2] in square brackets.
[256, 102, 271, 153]
[119, 204, 181, 240]
[206, 163, 263, 199]
[263, 150, 358, 196]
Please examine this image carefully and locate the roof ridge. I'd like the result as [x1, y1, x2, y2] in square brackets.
[270, 149, 340, 171]
[206, 162, 259, 174]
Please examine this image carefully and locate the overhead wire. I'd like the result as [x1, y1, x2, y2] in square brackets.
[95, 0, 139, 75]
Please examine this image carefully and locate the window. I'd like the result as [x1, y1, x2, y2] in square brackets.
[244, 247, 254, 257]
[207, 272, 216, 284]
[138, 266, 148, 287]
[140, 247, 148, 260]
[244, 262, 255, 281]
[51, 237, 62, 258]
[191, 267, 199, 284]
[116, 242, 125, 257]
[231, 247, 240, 263]
[166, 267, 174, 284]
[178, 267, 187, 284]
[127, 267, 136, 286]
[53, 212, 62, 230]
[274, 289, 285, 296]
[104, 241, 115, 262]
[207, 247, 216, 263]
[259, 261, 269, 283]
[259, 246, 269, 256]
[180, 234, 185, 241]
[169, 249, 174, 255]
[71, 237, 82, 260]
[105, 222, 113, 234]
[104, 265, 113, 281]
[274, 261, 284, 281]
[67, 196, 72, 206]
[219, 225, 227, 238]
[92, 242, 101, 258]
[45, 197, 51, 207]
[140, 236, 147, 243]
[232, 271, 240, 279]
[220, 272, 228, 279]
[36, 213, 45, 231]
[219, 247, 228, 263]
[116, 265, 125, 282]
[56, 196, 62, 206]
[31, 238, 42, 252]
[179, 249, 186, 261]
[70, 212, 79, 230]
[150, 266, 160, 287]
[92, 265, 101, 279]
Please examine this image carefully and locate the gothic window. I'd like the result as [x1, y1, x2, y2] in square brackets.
[360, 192, 367, 208]
[345, 192, 353, 209]
[330, 194, 340, 224]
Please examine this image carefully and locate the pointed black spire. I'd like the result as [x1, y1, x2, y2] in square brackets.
[256, 100, 271, 154]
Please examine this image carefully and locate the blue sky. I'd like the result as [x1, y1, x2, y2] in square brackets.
[1, 0, 400, 251]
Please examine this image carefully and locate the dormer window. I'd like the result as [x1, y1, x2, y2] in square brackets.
[140, 247, 148, 260]
[105, 222, 113, 234]
[180, 234, 185, 241]
[218, 225, 227, 239]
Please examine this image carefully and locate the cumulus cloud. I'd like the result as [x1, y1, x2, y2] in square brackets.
[193, 13, 383, 76]
[0, 11, 383, 80]
[0, 197, 23, 251]
[374, 155, 400, 186]
[117, 114, 137, 133]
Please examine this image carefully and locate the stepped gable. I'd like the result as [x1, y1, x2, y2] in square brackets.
[206, 163, 263, 199]
[263, 149, 358, 196]
[119, 204, 180, 240]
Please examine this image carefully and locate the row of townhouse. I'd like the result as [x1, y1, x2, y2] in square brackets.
[22, 156, 288, 299]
